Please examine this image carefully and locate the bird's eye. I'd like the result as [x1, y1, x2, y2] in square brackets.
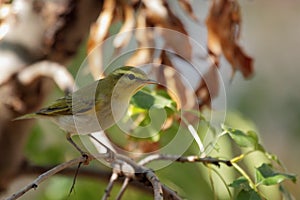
[128, 74, 135, 80]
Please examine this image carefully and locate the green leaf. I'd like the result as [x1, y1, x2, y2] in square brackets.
[236, 189, 262, 200]
[229, 177, 251, 191]
[131, 90, 156, 109]
[229, 177, 262, 200]
[223, 126, 259, 149]
[131, 89, 177, 112]
[255, 163, 297, 186]
[130, 107, 166, 141]
[264, 152, 283, 166]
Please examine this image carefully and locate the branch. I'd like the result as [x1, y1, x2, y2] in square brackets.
[144, 170, 163, 200]
[6, 156, 89, 200]
[116, 177, 130, 200]
[6, 142, 231, 200]
[139, 154, 232, 167]
[19, 160, 154, 195]
[17, 61, 75, 93]
[102, 172, 118, 200]
[90, 136, 179, 200]
[7, 153, 182, 200]
[107, 154, 169, 200]
[7, 134, 228, 200]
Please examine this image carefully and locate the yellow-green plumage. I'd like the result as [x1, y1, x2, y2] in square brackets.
[17, 66, 155, 135]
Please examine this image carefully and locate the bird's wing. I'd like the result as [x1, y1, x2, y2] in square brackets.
[37, 81, 104, 116]
[36, 95, 73, 115]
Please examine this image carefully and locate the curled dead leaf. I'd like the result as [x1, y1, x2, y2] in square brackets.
[206, 0, 253, 78]
[87, 0, 116, 79]
[178, 0, 198, 21]
[125, 10, 154, 66]
[143, 0, 192, 60]
[113, 3, 135, 51]
[196, 65, 219, 108]
[126, 140, 160, 155]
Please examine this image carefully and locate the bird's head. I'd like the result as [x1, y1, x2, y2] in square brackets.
[108, 66, 156, 96]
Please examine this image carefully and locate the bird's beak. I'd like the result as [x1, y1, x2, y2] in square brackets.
[144, 79, 158, 84]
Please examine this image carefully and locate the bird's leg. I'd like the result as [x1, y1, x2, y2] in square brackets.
[66, 132, 90, 195]
[66, 132, 90, 164]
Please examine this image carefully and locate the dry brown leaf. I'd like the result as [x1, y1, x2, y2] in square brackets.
[125, 10, 154, 66]
[178, 0, 198, 21]
[155, 50, 200, 124]
[87, 0, 116, 79]
[113, 3, 135, 51]
[206, 0, 253, 78]
[195, 65, 219, 108]
[157, 55, 183, 110]
[143, 0, 192, 60]
[156, 50, 201, 111]
[126, 140, 160, 154]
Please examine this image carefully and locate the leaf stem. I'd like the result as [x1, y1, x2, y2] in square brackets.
[231, 162, 257, 192]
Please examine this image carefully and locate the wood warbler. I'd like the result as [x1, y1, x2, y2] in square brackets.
[17, 66, 156, 154]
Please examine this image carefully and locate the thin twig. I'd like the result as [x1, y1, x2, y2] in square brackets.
[116, 177, 130, 200]
[68, 161, 84, 196]
[102, 172, 119, 200]
[112, 155, 165, 199]
[6, 156, 89, 200]
[90, 135, 164, 199]
[89, 136, 166, 200]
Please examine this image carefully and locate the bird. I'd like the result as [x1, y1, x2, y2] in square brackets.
[17, 66, 157, 154]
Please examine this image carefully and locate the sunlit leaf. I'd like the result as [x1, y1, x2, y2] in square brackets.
[223, 126, 258, 149]
[255, 163, 297, 186]
[264, 152, 283, 166]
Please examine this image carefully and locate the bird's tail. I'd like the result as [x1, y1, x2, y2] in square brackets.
[13, 113, 39, 121]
